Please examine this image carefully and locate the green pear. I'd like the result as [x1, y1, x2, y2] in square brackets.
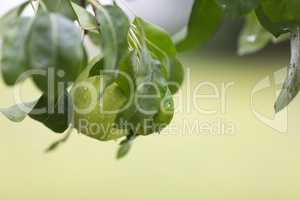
[72, 75, 128, 141]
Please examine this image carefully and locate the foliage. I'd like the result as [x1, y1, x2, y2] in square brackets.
[0, 0, 299, 159]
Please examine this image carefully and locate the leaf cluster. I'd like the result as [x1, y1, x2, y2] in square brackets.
[0, 0, 183, 159]
[182, 0, 300, 113]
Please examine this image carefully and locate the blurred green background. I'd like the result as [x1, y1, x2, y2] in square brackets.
[2, 39, 300, 199]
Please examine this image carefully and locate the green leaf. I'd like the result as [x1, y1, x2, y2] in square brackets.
[255, 6, 288, 37]
[116, 19, 171, 135]
[167, 58, 184, 94]
[27, 12, 87, 92]
[87, 31, 101, 47]
[42, 0, 80, 20]
[260, 0, 300, 23]
[92, 2, 130, 71]
[116, 134, 136, 159]
[153, 88, 174, 133]
[215, 0, 259, 18]
[116, 58, 168, 135]
[256, 0, 300, 36]
[75, 55, 102, 82]
[133, 18, 184, 94]
[0, 0, 30, 31]
[116, 140, 131, 159]
[238, 12, 273, 56]
[70, 2, 98, 31]
[45, 127, 72, 152]
[177, 0, 223, 51]
[119, 79, 162, 131]
[134, 18, 176, 57]
[0, 101, 37, 122]
[0, 1, 32, 85]
[88, 58, 104, 77]
[1, 18, 33, 85]
[275, 28, 300, 113]
[116, 52, 135, 97]
[29, 91, 72, 133]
